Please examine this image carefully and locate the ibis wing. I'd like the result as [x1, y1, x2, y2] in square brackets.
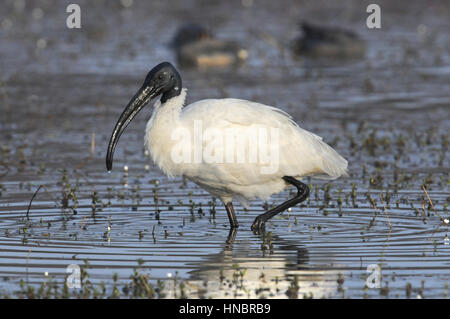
[180, 98, 348, 187]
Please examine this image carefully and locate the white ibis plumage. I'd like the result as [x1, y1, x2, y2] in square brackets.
[106, 62, 348, 231]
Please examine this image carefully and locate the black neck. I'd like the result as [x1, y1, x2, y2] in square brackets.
[161, 88, 180, 103]
[161, 73, 182, 104]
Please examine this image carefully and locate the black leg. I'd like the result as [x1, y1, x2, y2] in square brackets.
[225, 227, 237, 250]
[225, 202, 239, 228]
[251, 176, 309, 232]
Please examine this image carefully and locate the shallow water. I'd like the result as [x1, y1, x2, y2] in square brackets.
[0, 0, 449, 298]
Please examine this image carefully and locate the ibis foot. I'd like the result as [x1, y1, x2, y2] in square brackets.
[251, 216, 267, 233]
[251, 176, 310, 232]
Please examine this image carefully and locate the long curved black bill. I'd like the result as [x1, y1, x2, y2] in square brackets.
[106, 85, 156, 171]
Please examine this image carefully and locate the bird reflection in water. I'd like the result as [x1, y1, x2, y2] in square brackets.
[165, 228, 341, 299]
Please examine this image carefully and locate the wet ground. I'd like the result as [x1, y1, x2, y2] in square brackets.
[0, 0, 449, 298]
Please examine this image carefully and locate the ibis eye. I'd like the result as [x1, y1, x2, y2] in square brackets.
[158, 74, 165, 80]
[170, 75, 174, 80]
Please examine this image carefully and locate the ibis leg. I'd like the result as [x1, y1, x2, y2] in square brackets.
[225, 227, 238, 250]
[225, 202, 239, 228]
[251, 176, 309, 232]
